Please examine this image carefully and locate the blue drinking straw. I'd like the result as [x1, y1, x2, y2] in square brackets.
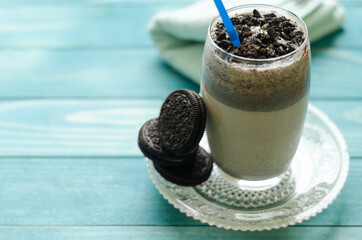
[213, 0, 240, 47]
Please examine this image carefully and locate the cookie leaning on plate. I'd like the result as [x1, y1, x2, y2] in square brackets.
[137, 89, 212, 186]
[153, 147, 213, 186]
[159, 89, 206, 156]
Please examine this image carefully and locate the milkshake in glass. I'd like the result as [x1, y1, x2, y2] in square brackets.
[201, 5, 310, 181]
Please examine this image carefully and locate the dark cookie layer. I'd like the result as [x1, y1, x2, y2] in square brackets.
[159, 89, 206, 155]
[213, 9, 305, 59]
[138, 118, 194, 166]
[153, 147, 213, 186]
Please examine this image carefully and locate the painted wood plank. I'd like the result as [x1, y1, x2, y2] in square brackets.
[0, 0, 196, 5]
[0, 49, 360, 98]
[0, 4, 357, 49]
[0, 0, 355, 6]
[310, 48, 362, 98]
[0, 100, 160, 157]
[342, 0, 362, 5]
[0, 157, 358, 226]
[0, 157, 197, 225]
[0, 226, 361, 240]
[0, 50, 198, 99]
[312, 100, 362, 157]
[0, 99, 359, 157]
[0, 4, 187, 49]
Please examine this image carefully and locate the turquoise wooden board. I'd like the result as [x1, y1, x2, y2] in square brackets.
[0, 49, 360, 98]
[0, 100, 159, 156]
[310, 48, 362, 98]
[0, 50, 198, 99]
[0, 157, 357, 225]
[0, 0, 196, 5]
[0, 0, 355, 6]
[312, 100, 362, 157]
[0, 226, 361, 240]
[0, 4, 357, 49]
[0, 0, 354, 5]
[0, 0, 359, 238]
[0, 99, 358, 157]
[0, 4, 186, 49]
[0, 157, 196, 225]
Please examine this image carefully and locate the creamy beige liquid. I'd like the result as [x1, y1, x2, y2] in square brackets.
[201, 87, 308, 180]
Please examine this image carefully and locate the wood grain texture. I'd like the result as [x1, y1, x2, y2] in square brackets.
[0, 4, 357, 99]
[0, 0, 196, 5]
[0, 4, 185, 49]
[0, 157, 358, 226]
[0, 5, 357, 49]
[0, 100, 160, 156]
[310, 48, 362, 98]
[0, 0, 356, 6]
[0, 50, 198, 99]
[0, 226, 361, 240]
[313, 100, 362, 157]
[0, 0, 359, 238]
[0, 99, 359, 157]
[0, 49, 360, 98]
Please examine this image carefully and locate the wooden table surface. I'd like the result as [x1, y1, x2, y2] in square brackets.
[0, 0, 361, 239]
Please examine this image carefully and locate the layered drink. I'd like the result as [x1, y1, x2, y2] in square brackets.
[201, 5, 310, 180]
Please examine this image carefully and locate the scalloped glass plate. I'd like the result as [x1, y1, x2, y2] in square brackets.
[146, 104, 349, 231]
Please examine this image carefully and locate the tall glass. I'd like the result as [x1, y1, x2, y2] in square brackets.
[201, 5, 310, 181]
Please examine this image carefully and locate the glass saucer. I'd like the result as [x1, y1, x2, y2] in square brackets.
[146, 104, 349, 231]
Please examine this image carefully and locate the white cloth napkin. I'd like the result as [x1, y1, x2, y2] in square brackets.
[148, 0, 345, 83]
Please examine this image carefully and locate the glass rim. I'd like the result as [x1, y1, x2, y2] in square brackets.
[207, 4, 309, 63]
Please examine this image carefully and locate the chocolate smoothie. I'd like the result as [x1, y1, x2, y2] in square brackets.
[201, 6, 310, 180]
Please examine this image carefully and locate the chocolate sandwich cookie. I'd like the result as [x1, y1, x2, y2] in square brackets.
[189, 91, 207, 151]
[159, 89, 206, 156]
[138, 118, 194, 166]
[153, 147, 213, 186]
